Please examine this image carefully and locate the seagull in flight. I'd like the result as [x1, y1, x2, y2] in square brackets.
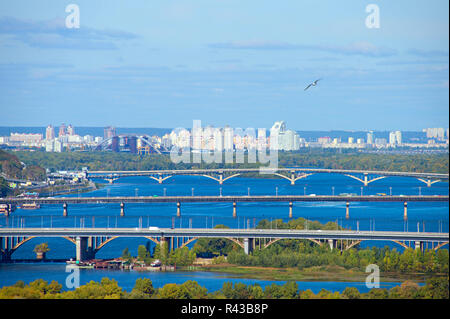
[304, 78, 321, 91]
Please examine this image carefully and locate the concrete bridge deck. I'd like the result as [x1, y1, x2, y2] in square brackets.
[0, 227, 448, 242]
[0, 195, 448, 205]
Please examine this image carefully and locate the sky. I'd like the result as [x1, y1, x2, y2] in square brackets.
[0, 1, 448, 131]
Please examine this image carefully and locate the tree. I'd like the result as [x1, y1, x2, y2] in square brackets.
[342, 287, 361, 299]
[33, 243, 50, 259]
[181, 280, 208, 299]
[421, 276, 449, 299]
[121, 247, 132, 263]
[128, 278, 154, 299]
[137, 245, 150, 263]
[157, 283, 189, 299]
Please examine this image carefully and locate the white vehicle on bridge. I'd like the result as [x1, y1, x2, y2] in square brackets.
[148, 227, 159, 231]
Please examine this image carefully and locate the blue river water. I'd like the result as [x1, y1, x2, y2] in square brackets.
[0, 174, 448, 293]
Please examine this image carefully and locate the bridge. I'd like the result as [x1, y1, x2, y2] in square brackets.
[1, 195, 447, 219]
[0, 227, 448, 262]
[84, 168, 449, 187]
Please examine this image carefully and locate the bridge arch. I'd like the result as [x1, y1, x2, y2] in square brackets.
[1, 236, 78, 258]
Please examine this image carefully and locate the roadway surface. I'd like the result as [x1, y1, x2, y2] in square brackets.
[0, 227, 448, 242]
[0, 195, 448, 205]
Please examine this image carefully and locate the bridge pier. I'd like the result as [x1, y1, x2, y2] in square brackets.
[63, 203, 68, 217]
[244, 238, 254, 255]
[75, 236, 97, 262]
[160, 237, 173, 254]
[328, 239, 336, 250]
[233, 201, 237, 218]
[346, 202, 350, 220]
[415, 241, 423, 251]
[120, 202, 125, 217]
[177, 202, 181, 217]
[289, 202, 293, 218]
[3, 204, 11, 217]
[403, 202, 408, 221]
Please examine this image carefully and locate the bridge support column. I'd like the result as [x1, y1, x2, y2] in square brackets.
[0, 239, 12, 262]
[219, 173, 223, 185]
[63, 203, 68, 217]
[76, 236, 88, 262]
[328, 239, 336, 250]
[403, 202, 408, 221]
[233, 201, 237, 218]
[0, 237, 7, 262]
[415, 241, 423, 251]
[244, 238, 254, 255]
[177, 202, 181, 217]
[4, 204, 11, 217]
[363, 174, 368, 187]
[120, 202, 125, 217]
[290, 172, 295, 186]
[346, 202, 350, 220]
[160, 237, 172, 253]
[289, 202, 293, 219]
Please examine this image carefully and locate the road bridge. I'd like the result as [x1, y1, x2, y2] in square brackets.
[85, 168, 449, 186]
[1, 195, 447, 219]
[0, 227, 447, 261]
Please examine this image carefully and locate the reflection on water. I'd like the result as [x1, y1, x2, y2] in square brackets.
[0, 263, 410, 294]
[0, 175, 447, 291]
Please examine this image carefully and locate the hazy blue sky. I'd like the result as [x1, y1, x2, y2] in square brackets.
[0, 1, 448, 130]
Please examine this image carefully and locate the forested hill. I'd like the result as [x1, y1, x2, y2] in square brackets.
[0, 149, 46, 181]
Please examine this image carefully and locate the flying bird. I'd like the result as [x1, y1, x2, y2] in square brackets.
[304, 78, 321, 91]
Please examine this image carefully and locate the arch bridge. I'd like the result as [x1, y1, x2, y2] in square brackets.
[1, 228, 447, 262]
[85, 168, 448, 186]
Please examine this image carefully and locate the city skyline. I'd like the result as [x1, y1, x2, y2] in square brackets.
[0, 1, 448, 130]
[1, 121, 448, 154]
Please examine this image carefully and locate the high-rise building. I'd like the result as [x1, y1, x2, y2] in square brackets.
[128, 136, 137, 154]
[46, 125, 55, 140]
[192, 125, 203, 151]
[389, 131, 397, 145]
[111, 136, 119, 152]
[269, 121, 286, 150]
[367, 131, 374, 145]
[54, 140, 63, 152]
[67, 124, 75, 136]
[395, 131, 402, 145]
[257, 128, 267, 150]
[214, 128, 223, 151]
[269, 121, 299, 151]
[58, 123, 67, 137]
[224, 126, 234, 151]
[104, 126, 116, 140]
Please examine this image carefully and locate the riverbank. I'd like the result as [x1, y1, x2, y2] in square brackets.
[196, 263, 444, 283]
[36, 181, 102, 197]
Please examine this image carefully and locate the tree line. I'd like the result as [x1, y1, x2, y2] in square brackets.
[224, 218, 449, 274]
[117, 219, 449, 276]
[10, 149, 449, 173]
[0, 276, 447, 299]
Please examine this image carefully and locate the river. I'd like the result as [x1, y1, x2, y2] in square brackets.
[0, 174, 448, 293]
